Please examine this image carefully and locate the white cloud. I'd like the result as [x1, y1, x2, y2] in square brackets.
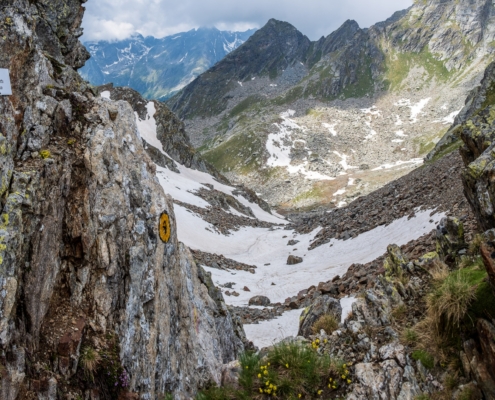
[82, 0, 413, 41]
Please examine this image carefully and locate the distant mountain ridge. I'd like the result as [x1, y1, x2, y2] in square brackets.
[79, 27, 256, 100]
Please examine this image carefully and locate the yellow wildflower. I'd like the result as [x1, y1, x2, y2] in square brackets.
[298, 395, 302, 399]
[286, 363, 289, 368]
[347, 379, 351, 384]
[317, 390, 323, 395]
[258, 374, 261, 378]
[259, 388, 263, 393]
[264, 370, 268, 375]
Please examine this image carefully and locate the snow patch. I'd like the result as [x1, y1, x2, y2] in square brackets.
[395, 98, 431, 123]
[181, 209, 444, 306]
[372, 158, 423, 171]
[100, 91, 111, 99]
[322, 123, 338, 136]
[266, 111, 334, 181]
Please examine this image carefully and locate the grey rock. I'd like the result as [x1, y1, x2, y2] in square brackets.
[287, 255, 303, 265]
[248, 295, 271, 306]
[298, 295, 342, 337]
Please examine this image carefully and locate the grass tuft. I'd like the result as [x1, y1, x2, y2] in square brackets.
[80, 346, 101, 380]
[311, 314, 339, 335]
[412, 350, 435, 369]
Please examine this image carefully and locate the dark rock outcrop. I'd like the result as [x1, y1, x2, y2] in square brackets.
[298, 295, 342, 337]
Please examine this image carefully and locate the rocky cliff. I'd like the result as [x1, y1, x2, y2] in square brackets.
[0, 1, 244, 398]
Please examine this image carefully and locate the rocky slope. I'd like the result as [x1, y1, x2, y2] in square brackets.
[0, 1, 247, 399]
[167, 0, 495, 210]
[80, 28, 256, 100]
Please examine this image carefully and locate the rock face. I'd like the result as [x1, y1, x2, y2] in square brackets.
[457, 60, 495, 399]
[298, 295, 342, 337]
[459, 62, 495, 231]
[0, 1, 243, 398]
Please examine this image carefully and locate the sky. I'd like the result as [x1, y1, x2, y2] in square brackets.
[81, 0, 413, 42]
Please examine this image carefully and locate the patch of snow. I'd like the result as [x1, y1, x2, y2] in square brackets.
[251, 77, 256, 81]
[333, 188, 346, 196]
[238, 81, 243, 87]
[100, 91, 111, 99]
[266, 111, 334, 181]
[440, 103, 448, 110]
[392, 139, 404, 143]
[243, 309, 301, 349]
[372, 158, 423, 171]
[395, 130, 407, 137]
[333, 152, 358, 171]
[322, 123, 338, 136]
[244, 296, 359, 348]
[178, 52, 188, 63]
[340, 296, 356, 323]
[190, 209, 443, 307]
[171, 35, 182, 40]
[337, 201, 347, 208]
[348, 178, 355, 186]
[135, 102, 163, 151]
[395, 116, 403, 126]
[440, 109, 462, 125]
[395, 98, 431, 123]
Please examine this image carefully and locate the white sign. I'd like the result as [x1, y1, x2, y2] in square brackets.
[0, 69, 12, 96]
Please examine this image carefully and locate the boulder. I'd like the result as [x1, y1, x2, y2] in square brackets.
[287, 255, 303, 265]
[248, 295, 271, 306]
[435, 217, 466, 260]
[298, 295, 342, 337]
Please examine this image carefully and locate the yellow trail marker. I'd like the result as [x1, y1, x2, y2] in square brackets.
[159, 213, 171, 243]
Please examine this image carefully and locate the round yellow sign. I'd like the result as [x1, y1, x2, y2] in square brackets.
[159, 213, 171, 243]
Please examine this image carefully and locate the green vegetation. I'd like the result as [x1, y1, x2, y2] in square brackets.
[481, 81, 495, 110]
[401, 328, 419, 346]
[203, 132, 264, 176]
[271, 87, 304, 106]
[340, 55, 374, 99]
[229, 95, 264, 118]
[412, 350, 435, 369]
[413, 250, 495, 366]
[79, 346, 101, 381]
[291, 186, 324, 205]
[197, 343, 350, 399]
[425, 139, 463, 165]
[384, 48, 454, 91]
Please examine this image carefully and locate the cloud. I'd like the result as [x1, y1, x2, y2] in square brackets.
[81, 0, 413, 42]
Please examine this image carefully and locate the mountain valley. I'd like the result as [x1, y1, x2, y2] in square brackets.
[168, 1, 495, 211]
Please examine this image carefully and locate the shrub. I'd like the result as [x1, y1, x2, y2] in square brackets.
[311, 314, 339, 335]
[412, 350, 435, 369]
[197, 343, 349, 399]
